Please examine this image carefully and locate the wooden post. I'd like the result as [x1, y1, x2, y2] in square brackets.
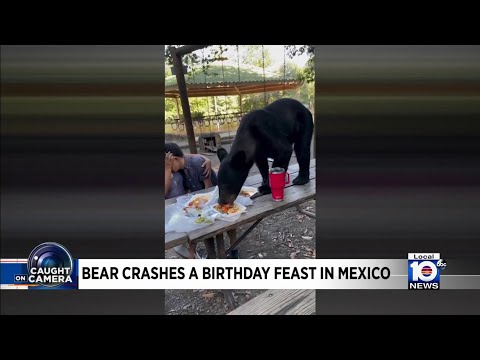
[216, 233, 237, 310]
[172, 50, 197, 154]
[204, 238, 217, 259]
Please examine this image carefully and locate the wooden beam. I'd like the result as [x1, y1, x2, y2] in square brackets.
[165, 83, 302, 98]
[172, 45, 211, 57]
[172, 52, 197, 153]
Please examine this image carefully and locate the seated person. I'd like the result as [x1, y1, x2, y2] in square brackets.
[165, 143, 218, 259]
[165, 142, 217, 199]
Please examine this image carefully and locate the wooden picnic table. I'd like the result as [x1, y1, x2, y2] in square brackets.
[165, 159, 315, 310]
[165, 159, 315, 250]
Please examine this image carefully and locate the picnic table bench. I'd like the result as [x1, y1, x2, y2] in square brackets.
[165, 159, 315, 310]
[228, 289, 315, 315]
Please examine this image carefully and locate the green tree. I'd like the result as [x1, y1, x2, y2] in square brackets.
[165, 45, 230, 74]
[240, 58, 313, 113]
[241, 45, 273, 68]
[165, 98, 179, 123]
[285, 45, 314, 83]
[165, 45, 314, 121]
[278, 61, 314, 109]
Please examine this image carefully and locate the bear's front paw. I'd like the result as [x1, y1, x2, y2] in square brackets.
[292, 175, 309, 185]
[258, 184, 272, 195]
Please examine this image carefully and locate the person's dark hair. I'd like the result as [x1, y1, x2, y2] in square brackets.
[165, 143, 184, 158]
[165, 142, 188, 192]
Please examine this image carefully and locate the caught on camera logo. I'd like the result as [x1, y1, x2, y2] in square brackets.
[0, 242, 77, 290]
[408, 253, 447, 290]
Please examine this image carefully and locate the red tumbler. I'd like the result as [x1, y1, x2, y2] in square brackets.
[269, 167, 290, 201]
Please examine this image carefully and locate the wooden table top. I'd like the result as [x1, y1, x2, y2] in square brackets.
[165, 159, 316, 250]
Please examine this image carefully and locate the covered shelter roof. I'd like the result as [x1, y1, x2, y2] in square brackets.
[165, 62, 302, 98]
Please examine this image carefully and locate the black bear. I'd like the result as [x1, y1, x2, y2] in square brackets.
[217, 98, 313, 204]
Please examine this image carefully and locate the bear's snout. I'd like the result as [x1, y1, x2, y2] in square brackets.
[218, 193, 237, 205]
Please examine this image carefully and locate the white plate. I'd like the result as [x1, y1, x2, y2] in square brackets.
[182, 193, 214, 216]
[211, 202, 247, 217]
[238, 186, 258, 197]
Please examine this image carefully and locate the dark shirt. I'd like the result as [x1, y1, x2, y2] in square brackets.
[184, 156, 218, 192]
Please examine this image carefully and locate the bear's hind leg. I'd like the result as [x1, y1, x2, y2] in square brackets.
[293, 120, 313, 185]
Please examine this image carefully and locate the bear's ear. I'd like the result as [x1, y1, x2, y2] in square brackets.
[217, 148, 229, 162]
[231, 151, 247, 169]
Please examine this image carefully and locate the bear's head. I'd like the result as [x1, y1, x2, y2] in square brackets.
[217, 149, 250, 205]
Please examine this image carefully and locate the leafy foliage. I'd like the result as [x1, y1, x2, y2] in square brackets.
[165, 45, 315, 123]
[241, 45, 273, 68]
[285, 45, 315, 83]
[165, 45, 230, 75]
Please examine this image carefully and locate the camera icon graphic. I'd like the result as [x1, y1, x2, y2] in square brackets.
[27, 242, 74, 287]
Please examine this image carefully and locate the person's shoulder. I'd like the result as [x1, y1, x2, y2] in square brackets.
[171, 172, 184, 181]
[188, 155, 204, 167]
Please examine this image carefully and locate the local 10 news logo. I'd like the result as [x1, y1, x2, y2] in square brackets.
[408, 253, 447, 290]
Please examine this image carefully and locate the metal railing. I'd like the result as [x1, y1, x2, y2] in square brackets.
[169, 112, 244, 131]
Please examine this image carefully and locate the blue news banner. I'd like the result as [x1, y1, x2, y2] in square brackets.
[0, 259, 79, 290]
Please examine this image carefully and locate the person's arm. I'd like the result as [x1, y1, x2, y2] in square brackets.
[165, 152, 173, 196]
[203, 176, 213, 189]
[185, 154, 211, 178]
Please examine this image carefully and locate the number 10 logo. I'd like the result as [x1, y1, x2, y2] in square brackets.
[410, 261, 438, 282]
[408, 255, 441, 290]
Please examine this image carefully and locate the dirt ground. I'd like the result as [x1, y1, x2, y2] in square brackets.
[165, 199, 316, 315]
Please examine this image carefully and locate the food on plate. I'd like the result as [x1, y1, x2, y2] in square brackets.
[194, 216, 212, 224]
[213, 203, 241, 215]
[185, 195, 210, 210]
[238, 187, 257, 198]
